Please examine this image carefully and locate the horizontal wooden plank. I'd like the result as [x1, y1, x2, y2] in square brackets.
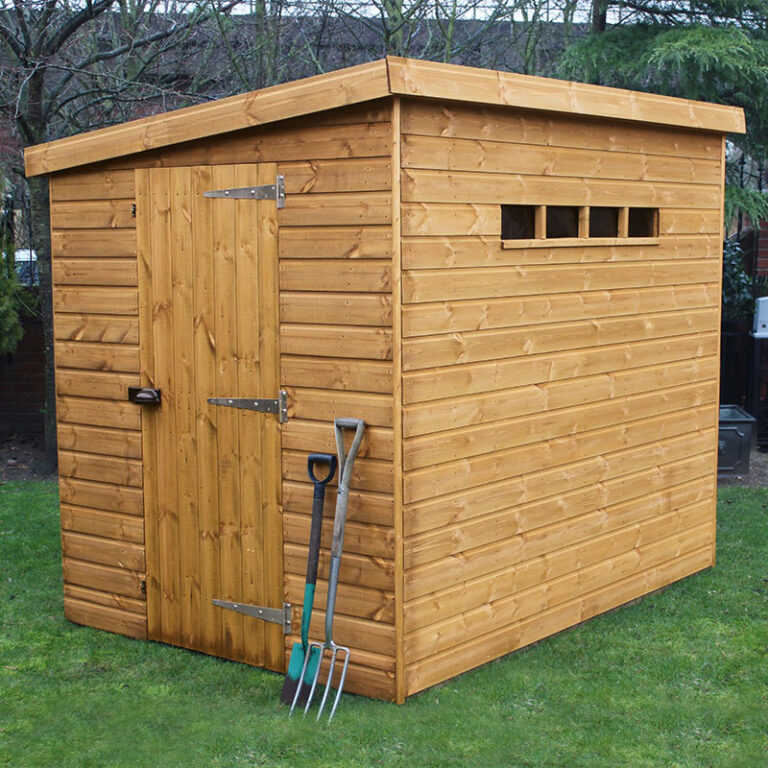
[63, 556, 144, 599]
[114, 120, 394, 171]
[659, 209, 722, 235]
[402, 168, 719, 208]
[407, 511, 712, 648]
[27, 61, 391, 175]
[283, 450, 393, 495]
[405, 462, 712, 573]
[279, 226, 392, 260]
[403, 282, 718, 338]
[52, 229, 137, 258]
[59, 450, 143, 487]
[55, 341, 140, 373]
[404, 519, 712, 661]
[53, 258, 138, 286]
[402, 202, 498, 236]
[56, 369, 140, 400]
[406, 479, 713, 614]
[404, 424, 715, 540]
[401, 134, 721, 185]
[281, 157, 392, 193]
[404, 403, 716, 505]
[280, 292, 393, 326]
[57, 396, 141, 430]
[403, 331, 718, 403]
[54, 314, 139, 344]
[284, 511, 394, 559]
[54, 287, 138, 315]
[281, 356, 393, 394]
[59, 476, 143, 516]
[284, 573, 395, 623]
[404, 356, 718, 437]
[400, 99, 724, 160]
[402, 260, 720, 304]
[64, 597, 147, 639]
[281, 324, 393, 360]
[63, 583, 146, 614]
[282, 419, 394, 461]
[278, 192, 391, 227]
[50, 169, 135, 201]
[404, 380, 714, 471]
[51, 201, 135, 229]
[279, 259, 392, 293]
[61, 504, 144, 543]
[405, 546, 711, 695]
[57, 423, 142, 458]
[292, 606, 395, 659]
[286, 387, 393, 427]
[284, 543, 394, 592]
[62, 530, 145, 571]
[283, 481, 393, 528]
[403, 306, 719, 370]
[401, 234, 721, 270]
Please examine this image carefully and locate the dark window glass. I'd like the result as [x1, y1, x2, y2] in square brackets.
[629, 208, 658, 237]
[589, 207, 619, 238]
[501, 205, 536, 239]
[546, 206, 579, 238]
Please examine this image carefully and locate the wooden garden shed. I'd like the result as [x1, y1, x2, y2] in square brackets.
[25, 57, 745, 704]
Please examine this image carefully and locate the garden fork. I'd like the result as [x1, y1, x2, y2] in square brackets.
[302, 417, 365, 723]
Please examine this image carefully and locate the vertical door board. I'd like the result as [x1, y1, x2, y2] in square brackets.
[137, 164, 283, 670]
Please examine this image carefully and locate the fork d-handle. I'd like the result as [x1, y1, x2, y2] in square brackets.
[305, 453, 337, 606]
[325, 418, 365, 643]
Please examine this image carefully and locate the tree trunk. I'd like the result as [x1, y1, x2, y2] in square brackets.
[592, 0, 608, 33]
[27, 174, 57, 471]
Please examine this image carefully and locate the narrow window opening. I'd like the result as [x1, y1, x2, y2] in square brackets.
[589, 207, 620, 238]
[546, 206, 580, 239]
[628, 208, 658, 237]
[501, 205, 536, 239]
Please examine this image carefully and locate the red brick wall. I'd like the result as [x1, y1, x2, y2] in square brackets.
[0, 318, 44, 435]
[757, 221, 768, 276]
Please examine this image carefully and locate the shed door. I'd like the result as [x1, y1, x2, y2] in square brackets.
[135, 164, 283, 671]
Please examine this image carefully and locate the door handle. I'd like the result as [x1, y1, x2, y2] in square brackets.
[128, 387, 161, 405]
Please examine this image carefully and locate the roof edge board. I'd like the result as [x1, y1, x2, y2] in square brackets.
[24, 59, 392, 177]
[385, 56, 745, 135]
[26, 57, 745, 177]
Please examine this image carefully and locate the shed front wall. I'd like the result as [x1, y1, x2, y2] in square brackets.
[399, 99, 723, 696]
[49, 100, 398, 700]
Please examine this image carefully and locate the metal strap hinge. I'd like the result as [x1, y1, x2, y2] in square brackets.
[207, 391, 288, 423]
[213, 599, 292, 634]
[203, 174, 285, 208]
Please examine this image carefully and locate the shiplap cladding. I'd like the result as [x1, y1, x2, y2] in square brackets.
[50, 170, 147, 639]
[36, 58, 741, 706]
[49, 101, 397, 701]
[398, 99, 723, 696]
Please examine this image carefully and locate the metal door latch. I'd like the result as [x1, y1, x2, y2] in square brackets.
[213, 599, 292, 634]
[207, 391, 288, 423]
[128, 387, 161, 405]
[203, 174, 285, 208]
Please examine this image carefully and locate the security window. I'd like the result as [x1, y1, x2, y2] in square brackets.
[501, 204, 660, 248]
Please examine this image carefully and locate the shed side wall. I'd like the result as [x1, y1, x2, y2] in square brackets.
[49, 100, 397, 701]
[399, 99, 723, 696]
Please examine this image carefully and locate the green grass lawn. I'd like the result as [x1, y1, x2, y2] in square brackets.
[1, 481, 766, 768]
